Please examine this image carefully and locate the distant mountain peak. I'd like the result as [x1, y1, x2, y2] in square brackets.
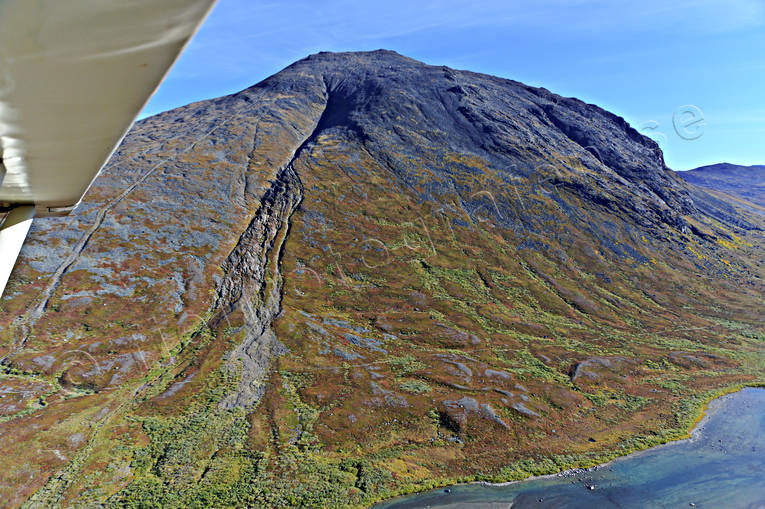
[679, 162, 765, 209]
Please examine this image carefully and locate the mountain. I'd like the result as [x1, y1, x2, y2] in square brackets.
[679, 163, 765, 209]
[1, 50, 764, 508]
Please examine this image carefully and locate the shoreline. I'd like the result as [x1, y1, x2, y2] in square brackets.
[472, 385, 737, 488]
[373, 383, 763, 507]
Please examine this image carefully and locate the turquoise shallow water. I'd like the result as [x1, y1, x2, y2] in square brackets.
[377, 388, 765, 509]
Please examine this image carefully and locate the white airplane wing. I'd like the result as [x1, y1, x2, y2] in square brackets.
[0, 0, 217, 295]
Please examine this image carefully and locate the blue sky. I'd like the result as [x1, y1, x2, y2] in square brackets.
[143, 0, 765, 171]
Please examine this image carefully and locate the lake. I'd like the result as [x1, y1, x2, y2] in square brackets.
[377, 387, 765, 509]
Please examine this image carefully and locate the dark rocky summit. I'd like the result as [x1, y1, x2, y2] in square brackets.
[1, 50, 764, 508]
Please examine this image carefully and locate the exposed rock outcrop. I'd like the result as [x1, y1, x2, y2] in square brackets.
[212, 165, 304, 409]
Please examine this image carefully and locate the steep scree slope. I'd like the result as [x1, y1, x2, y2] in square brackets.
[1, 50, 764, 508]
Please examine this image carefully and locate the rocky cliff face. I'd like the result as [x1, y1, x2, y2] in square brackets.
[2, 50, 765, 508]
